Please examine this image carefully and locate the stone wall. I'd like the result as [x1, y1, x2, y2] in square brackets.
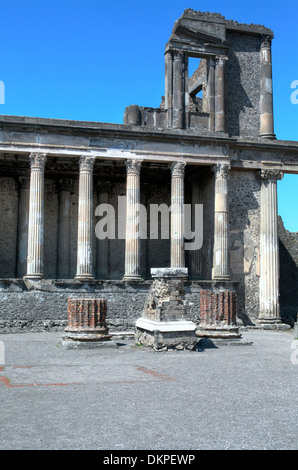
[278, 217, 298, 325]
[0, 279, 204, 333]
[226, 32, 262, 139]
[228, 170, 261, 324]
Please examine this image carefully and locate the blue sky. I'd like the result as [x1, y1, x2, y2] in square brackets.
[0, 0, 297, 230]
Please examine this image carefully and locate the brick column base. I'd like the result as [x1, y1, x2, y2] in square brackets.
[196, 290, 242, 339]
[62, 298, 116, 348]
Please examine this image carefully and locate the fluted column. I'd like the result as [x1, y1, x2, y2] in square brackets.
[75, 156, 95, 280]
[260, 36, 275, 140]
[190, 177, 202, 279]
[57, 179, 72, 279]
[259, 169, 284, 323]
[25, 153, 47, 279]
[215, 56, 227, 133]
[17, 177, 30, 278]
[96, 182, 109, 280]
[171, 161, 186, 268]
[123, 159, 142, 281]
[212, 163, 231, 280]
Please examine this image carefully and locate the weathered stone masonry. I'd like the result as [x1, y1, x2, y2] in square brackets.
[0, 9, 297, 333]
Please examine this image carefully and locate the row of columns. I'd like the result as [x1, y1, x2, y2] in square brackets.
[21, 153, 284, 324]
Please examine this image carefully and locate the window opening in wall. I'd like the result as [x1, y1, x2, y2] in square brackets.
[188, 57, 207, 113]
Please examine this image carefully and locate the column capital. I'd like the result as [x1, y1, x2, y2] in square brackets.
[215, 55, 228, 66]
[29, 153, 47, 169]
[79, 155, 96, 171]
[171, 161, 186, 178]
[126, 158, 142, 176]
[261, 35, 272, 50]
[260, 169, 284, 182]
[213, 163, 231, 179]
[208, 56, 216, 67]
[172, 50, 184, 61]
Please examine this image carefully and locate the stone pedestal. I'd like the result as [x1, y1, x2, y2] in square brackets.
[62, 298, 116, 349]
[135, 268, 197, 351]
[196, 288, 242, 341]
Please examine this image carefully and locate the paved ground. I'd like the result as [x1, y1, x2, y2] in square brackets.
[0, 329, 297, 450]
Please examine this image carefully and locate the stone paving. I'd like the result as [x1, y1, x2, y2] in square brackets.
[0, 329, 297, 450]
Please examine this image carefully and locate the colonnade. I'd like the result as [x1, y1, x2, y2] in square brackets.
[19, 152, 283, 324]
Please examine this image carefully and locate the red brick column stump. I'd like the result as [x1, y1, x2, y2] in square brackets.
[62, 298, 115, 347]
[196, 290, 242, 339]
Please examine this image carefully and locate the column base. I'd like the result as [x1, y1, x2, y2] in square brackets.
[257, 319, 291, 330]
[196, 324, 242, 340]
[23, 274, 43, 280]
[197, 337, 253, 348]
[75, 274, 94, 281]
[259, 133, 276, 140]
[212, 275, 231, 281]
[63, 298, 116, 348]
[123, 274, 142, 281]
[61, 335, 117, 350]
[257, 318, 282, 324]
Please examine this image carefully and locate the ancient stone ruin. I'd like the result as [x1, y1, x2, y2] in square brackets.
[0, 9, 297, 336]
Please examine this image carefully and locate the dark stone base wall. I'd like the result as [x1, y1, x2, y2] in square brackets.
[0, 279, 234, 333]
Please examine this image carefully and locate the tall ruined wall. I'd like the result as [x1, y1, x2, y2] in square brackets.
[226, 32, 262, 139]
[278, 217, 298, 325]
[229, 170, 261, 323]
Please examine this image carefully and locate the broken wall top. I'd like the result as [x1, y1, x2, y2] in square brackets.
[170, 9, 274, 42]
[167, 9, 274, 55]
